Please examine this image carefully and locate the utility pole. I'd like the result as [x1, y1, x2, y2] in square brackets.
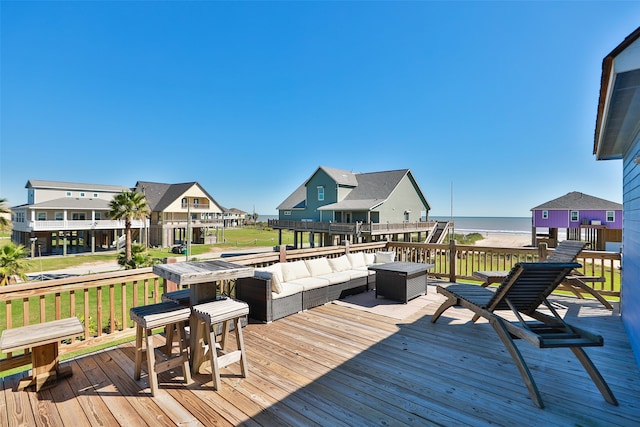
[186, 200, 191, 261]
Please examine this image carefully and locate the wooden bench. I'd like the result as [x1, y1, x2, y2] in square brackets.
[0, 317, 85, 391]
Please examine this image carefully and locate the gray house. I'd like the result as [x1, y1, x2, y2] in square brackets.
[593, 26, 640, 366]
[273, 166, 432, 247]
[277, 166, 430, 224]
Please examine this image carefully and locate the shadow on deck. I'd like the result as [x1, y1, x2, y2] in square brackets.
[2, 286, 639, 426]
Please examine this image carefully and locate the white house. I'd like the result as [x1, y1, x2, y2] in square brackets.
[11, 180, 144, 255]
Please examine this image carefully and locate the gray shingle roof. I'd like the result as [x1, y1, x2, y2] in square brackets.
[25, 197, 111, 210]
[279, 167, 430, 211]
[26, 180, 130, 193]
[531, 192, 622, 210]
[134, 181, 225, 212]
[277, 184, 307, 210]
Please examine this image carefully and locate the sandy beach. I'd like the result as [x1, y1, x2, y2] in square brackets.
[475, 232, 532, 248]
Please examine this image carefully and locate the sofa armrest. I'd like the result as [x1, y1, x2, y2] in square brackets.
[236, 276, 273, 322]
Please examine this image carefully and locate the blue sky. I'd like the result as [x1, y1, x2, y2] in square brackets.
[1, 1, 637, 217]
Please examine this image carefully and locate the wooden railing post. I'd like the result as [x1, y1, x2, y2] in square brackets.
[279, 244, 287, 263]
[538, 242, 548, 261]
[449, 239, 457, 282]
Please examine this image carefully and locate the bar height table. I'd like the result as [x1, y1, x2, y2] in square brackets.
[153, 260, 254, 373]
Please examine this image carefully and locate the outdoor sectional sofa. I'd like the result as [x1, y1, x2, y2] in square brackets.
[236, 251, 396, 322]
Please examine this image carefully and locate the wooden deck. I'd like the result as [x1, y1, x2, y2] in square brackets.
[2, 284, 639, 426]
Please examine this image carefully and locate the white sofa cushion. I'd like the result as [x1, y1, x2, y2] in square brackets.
[288, 276, 330, 291]
[281, 260, 311, 282]
[272, 282, 303, 299]
[329, 255, 351, 272]
[305, 257, 333, 277]
[255, 264, 284, 294]
[317, 271, 353, 285]
[347, 269, 369, 279]
[375, 251, 396, 264]
[347, 252, 367, 268]
[364, 252, 376, 265]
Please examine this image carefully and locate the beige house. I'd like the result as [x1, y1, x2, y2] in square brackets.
[134, 181, 227, 248]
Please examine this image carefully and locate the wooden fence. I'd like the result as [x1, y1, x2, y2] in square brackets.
[0, 240, 621, 374]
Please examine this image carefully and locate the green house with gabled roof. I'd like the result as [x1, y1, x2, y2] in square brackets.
[277, 166, 431, 224]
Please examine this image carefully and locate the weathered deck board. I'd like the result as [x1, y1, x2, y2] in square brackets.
[1, 287, 639, 427]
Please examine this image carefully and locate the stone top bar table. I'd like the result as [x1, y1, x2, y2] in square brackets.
[153, 260, 254, 372]
[154, 259, 254, 303]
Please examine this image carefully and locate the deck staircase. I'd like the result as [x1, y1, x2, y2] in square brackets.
[426, 221, 450, 244]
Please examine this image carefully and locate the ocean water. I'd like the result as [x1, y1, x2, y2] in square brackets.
[430, 216, 531, 235]
[260, 215, 533, 235]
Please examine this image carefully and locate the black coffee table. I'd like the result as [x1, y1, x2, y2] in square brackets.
[368, 262, 434, 303]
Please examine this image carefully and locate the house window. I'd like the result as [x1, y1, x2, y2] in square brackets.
[181, 198, 187, 208]
[542, 210, 548, 219]
[95, 212, 101, 220]
[37, 212, 46, 221]
[93, 193, 98, 198]
[80, 192, 85, 197]
[317, 186, 324, 201]
[193, 198, 199, 206]
[72, 213, 86, 220]
[284, 211, 291, 216]
[66, 191, 72, 197]
[55, 212, 63, 220]
[404, 211, 410, 221]
[570, 211, 579, 222]
[606, 211, 615, 222]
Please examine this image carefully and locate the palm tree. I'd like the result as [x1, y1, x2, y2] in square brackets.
[0, 198, 10, 230]
[0, 242, 29, 286]
[108, 191, 150, 264]
[118, 243, 158, 269]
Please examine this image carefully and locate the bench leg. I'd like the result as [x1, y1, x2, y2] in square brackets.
[564, 278, 613, 310]
[571, 347, 618, 406]
[235, 318, 248, 378]
[431, 294, 458, 323]
[490, 317, 544, 408]
[175, 322, 192, 385]
[206, 321, 222, 391]
[145, 328, 159, 396]
[134, 325, 143, 380]
[17, 343, 73, 392]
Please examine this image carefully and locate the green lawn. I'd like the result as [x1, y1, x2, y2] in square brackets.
[9, 225, 300, 273]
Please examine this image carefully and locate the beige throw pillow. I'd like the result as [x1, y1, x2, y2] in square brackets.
[281, 260, 311, 282]
[329, 255, 352, 272]
[375, 251, 396, 263]
[254, 264, 284, 294]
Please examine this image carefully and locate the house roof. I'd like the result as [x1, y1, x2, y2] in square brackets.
[227, 208, 247, 214]
[279, 167, 430, 212]
[21, 197, 112, 210]
[134, 181, 225, 212]
[277, 184, 307, 210]
[593, 26, 640, 160]
[26, 179, 130, 193]
[531, 192, 622, 211]
[305, 166, 359, 187]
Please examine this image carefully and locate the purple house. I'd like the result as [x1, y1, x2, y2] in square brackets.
[531, 191, 622, 250]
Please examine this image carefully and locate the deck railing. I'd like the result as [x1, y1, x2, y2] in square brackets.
[0, 240, 621, 374]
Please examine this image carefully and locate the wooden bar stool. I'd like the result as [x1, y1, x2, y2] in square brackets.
[129, 302, 192, 396]
[191, 298, 249, 390]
